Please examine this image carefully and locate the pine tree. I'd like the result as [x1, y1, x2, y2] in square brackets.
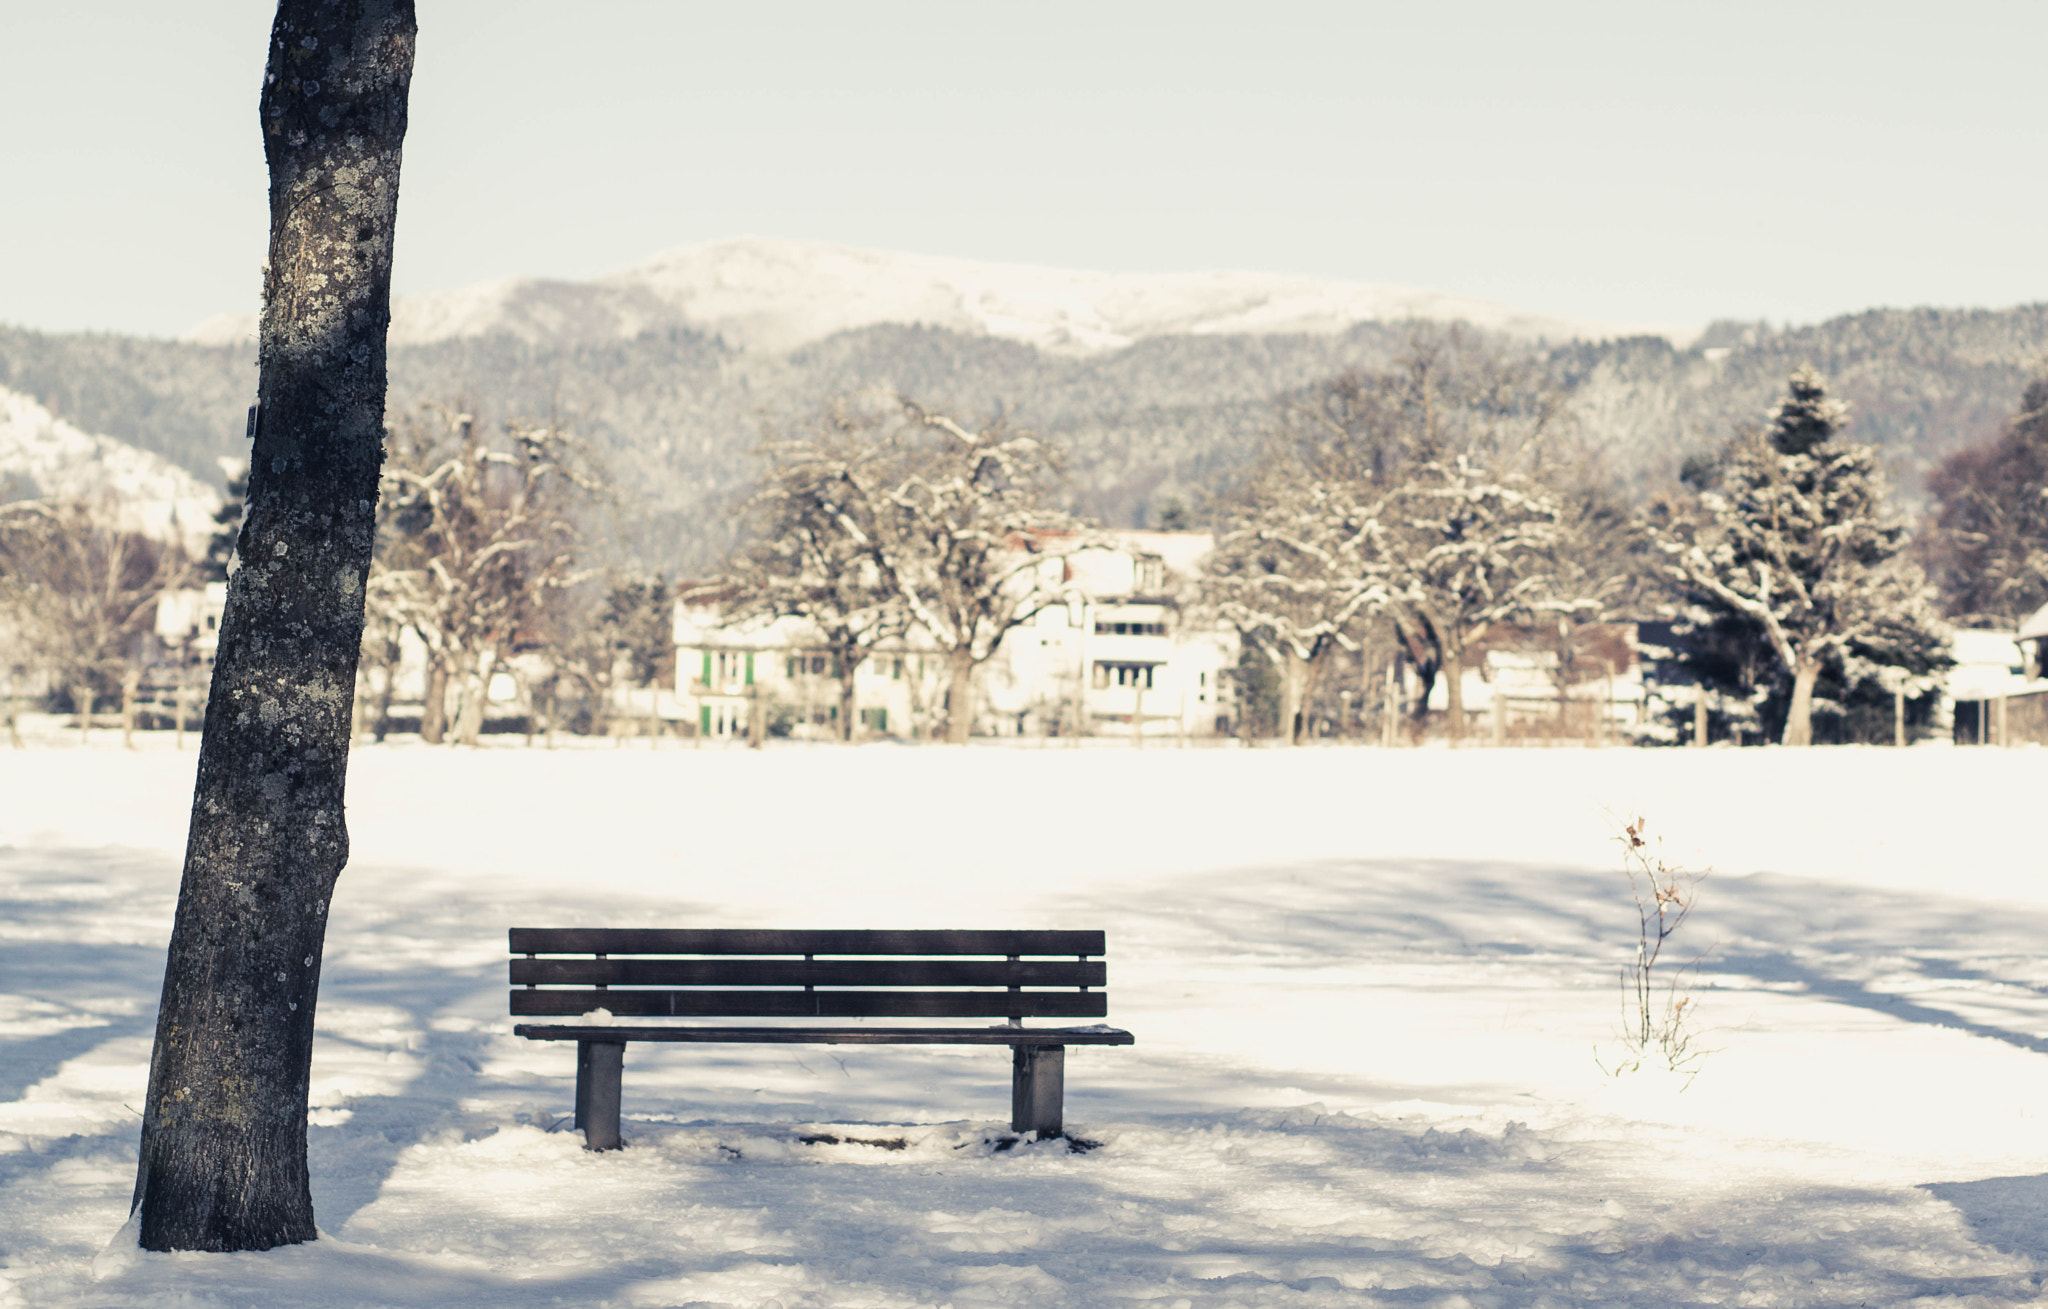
[198, 462, 248, 583]
[1657, 367, 1949, 746]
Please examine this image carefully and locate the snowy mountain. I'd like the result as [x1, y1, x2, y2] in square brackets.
[0, 385, 221, 551]
[182, 236, 1693, 355]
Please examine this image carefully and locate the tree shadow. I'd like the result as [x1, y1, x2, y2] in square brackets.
[1924, 1175, 2048, 1263]
[1101, 856, 2048, 1057]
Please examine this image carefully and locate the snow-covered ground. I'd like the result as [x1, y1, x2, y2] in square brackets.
[3, 736, 2046, 1307]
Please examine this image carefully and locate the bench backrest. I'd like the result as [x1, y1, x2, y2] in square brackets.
[509, 929, 1108, 1021]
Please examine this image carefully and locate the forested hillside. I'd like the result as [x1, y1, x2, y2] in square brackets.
[5, 305, 2045, 572]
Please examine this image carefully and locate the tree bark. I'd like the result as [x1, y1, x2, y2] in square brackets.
[1782, 657, 1820, 746]
[133, 0, 414, 1253]
[419, 656, 448, 743]
[1278, 650, 1308, 745]
[944, 649, 976, 743]
[1443, 648, 1466, 745]
[371, 654, 397, 742]
[452, 650, 493, 745]
[838, 662, 858, 741]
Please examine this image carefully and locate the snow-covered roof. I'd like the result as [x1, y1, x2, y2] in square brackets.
[1948, 629, 2033, 701]
[2018, 602, 2048, 643]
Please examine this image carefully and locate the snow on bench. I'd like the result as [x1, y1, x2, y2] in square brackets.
[509, 928, 1135, 1150]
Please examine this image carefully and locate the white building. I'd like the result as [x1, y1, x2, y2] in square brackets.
[1947, 627, 2046, 745]
[671, 531, 1239, 741]
[153, 582, 228, 657]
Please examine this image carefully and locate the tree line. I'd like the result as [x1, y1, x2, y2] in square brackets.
[5, 336, 2047, 750]
[714, 330, 2048, 749]
[0, 401, 674, 747]
[1200, 333, 1965, 747]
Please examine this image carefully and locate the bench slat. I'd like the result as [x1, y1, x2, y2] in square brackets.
[511, 989, 1110, 1019]
[513, 1023, 1135, 1046]
[510, 958, 1105, 988]
[508, 928, 1105, 957]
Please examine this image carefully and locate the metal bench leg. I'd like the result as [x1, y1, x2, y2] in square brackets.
[1010, 1044, 1065, 1139]
[576, 1040, 626, 1151]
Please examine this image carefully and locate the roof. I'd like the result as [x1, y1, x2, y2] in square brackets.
[1948, 629, 2032, 701]
[2018, 601, 2048, 643]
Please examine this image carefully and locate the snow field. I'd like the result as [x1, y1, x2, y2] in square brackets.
[1, 740, 2046, 1307]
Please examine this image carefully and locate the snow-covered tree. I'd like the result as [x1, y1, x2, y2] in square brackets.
[0, 497, 185, 728]
[1656, 367, 1949, 746]
[708, 398, 1087, 743]
[1376, 456, 1566, 739]
[1207, 330, 1577, 742]
[866, 403, 1090, 743]
[1202, 478, 1384, 744]
[370, 405, 600, 745]
[716, 402, 909, 740]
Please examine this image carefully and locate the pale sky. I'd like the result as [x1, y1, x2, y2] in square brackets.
[5, 1, 2044, 340]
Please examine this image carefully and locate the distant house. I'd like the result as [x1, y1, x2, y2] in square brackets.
[671, 531, 1239, 741]
[153, 582, 228, 658]
[986, 530, 1237, 741]
[2020, 602, 2048, 679]
[1430, 622, 1655, 744]
[1947, 627, 2048, 746]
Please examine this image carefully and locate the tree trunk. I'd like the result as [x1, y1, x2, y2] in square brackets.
[1782, 658, 1820, 746]
[419, 657, 448, 743]
[76, 684, 92, 745]
[1381, 661, 1397, 749]
[1407, 662, 1438, 741]
[133, 0, 414, 1254]
[944, 650, 976, 744]
[452, 650, 494, 746]
[838, 667, 858, 741]
[1277, 647, 1310, 741]
[1443, 648, 1465, 745]
[372, 656, 397, 742]
[122, 667, 138, 750]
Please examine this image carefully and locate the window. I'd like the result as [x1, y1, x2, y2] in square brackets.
[1093, 620, 1166, 636]
[1135, 557, 1165, 592]
[1093, 662, 1157, 690]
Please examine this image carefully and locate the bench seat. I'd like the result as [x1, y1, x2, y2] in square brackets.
[509, 929, 1133, 1150]
[513, 1024, 1134, 1045]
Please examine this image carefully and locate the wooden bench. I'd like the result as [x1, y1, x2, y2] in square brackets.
[509, 928, 1134, 1150]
